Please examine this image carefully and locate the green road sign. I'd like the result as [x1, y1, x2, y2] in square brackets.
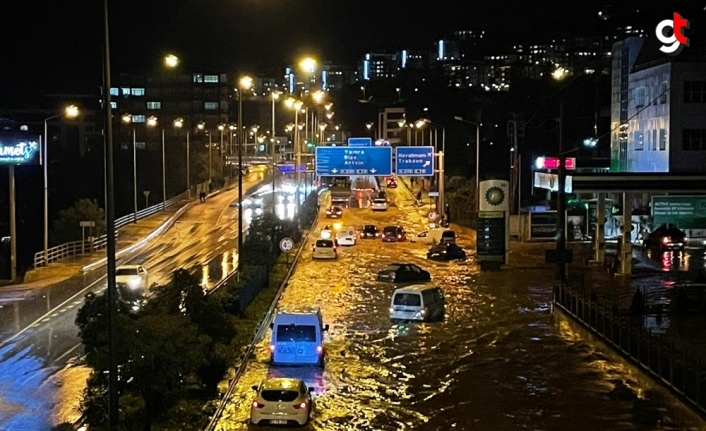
[652, 195, 706, 229]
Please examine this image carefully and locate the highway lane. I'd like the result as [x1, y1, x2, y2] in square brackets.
[0, 170, 271, 430]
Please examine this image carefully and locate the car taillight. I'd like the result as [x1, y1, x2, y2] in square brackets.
[317, 345, 323, 354]
[253, 401, 265, 409]
[397, 234, 401, 238]
[294, 401, 308, 409]
[269, 344, 275, 352]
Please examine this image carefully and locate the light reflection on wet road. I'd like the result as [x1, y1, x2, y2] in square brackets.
[216, 187, 704, 430]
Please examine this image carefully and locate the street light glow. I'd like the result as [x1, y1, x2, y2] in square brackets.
[239, 76, 253, 90]
[147, 116, 158, 127]
[174, 118, 184, 128]
[299, 57, 317, 74]
[164, 54, 179, 68]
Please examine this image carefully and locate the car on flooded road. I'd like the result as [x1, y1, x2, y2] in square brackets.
[376, 263, 431, 283]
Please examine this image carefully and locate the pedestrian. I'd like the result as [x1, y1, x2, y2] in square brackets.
[416, 190, 422, 201]
[199, 191, 206, 202]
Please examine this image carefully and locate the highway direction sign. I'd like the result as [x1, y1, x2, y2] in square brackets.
[348, 137, 372, 147]
[395, 146, 434, 176]
[315, 146, 392, 176]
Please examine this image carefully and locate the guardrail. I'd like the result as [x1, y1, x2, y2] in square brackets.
[33, 191, 189, 268]
[203, 209, 319, 431]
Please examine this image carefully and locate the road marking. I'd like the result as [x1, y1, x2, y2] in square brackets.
[55, 343, 82, 363]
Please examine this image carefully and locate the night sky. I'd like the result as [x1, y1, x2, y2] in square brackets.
[1, 0, 702, 107]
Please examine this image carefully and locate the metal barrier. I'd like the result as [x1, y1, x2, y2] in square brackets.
[33, 191, 189, 268]
[555, 283, 706, 416]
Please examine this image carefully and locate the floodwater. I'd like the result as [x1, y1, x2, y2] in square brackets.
[215, 188, 705, 430]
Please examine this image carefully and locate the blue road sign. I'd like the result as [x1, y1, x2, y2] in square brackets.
[315, 146, 392, 176]
[348, 137, 372, 147]
[395, 146, 435, 176]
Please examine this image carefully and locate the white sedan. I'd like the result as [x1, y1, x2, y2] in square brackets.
[250, 377, 314, 426]
[336, 227, 357, 246]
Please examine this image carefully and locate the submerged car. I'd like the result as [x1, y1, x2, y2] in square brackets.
[325, 206, 343, 218]
[381, 225, 406, 242]
[115, 264, 149, 310]
[360, 224, 380, 239]
[643, 225, 687, 251]
[250, 377, 314, 426]
[376, 263, 431, 283]
[427, 243, 467, 261]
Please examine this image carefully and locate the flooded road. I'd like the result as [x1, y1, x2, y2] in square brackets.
[215, 187, 705, 430]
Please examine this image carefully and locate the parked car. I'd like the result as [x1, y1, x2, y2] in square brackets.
[381, 225, 406, 242]
[360, 224, 380, 239]
[427, 243, 467, 261]
[643, 224, 687, 251]
[325, 206, 343, 218]
[411, 228, 455, 245]
[250, 377, 314, 426]
[376, 263, 431, 283]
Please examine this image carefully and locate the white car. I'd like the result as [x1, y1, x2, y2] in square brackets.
[312, 238, 337, 260]
[371, 198, 388, 211]
[336, 227, 357, 246]
[115, 264, 149, 291]
[250, 377, 314, 426]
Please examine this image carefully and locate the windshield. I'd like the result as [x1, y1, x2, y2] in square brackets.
[365, 225, 377, 231]
[393, 293, 422, 306]
[383, 226, 397, 233]
[374, 199, 386, 203]
[276, 324, 317, 342]
[315, 239, 334, 247]
[382, 264, 401, 272]
[260, 389, 300, 402]
[116, 268, 139, 276]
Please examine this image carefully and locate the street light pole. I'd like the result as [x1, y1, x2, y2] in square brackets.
[454, 116, 481, 211]
[132, 127, 137, 222]
[43, 105, 79, 266]
[162, 128, 166, 211]
[556, 101, 567, 283]
[272, 92, 280, 219]
[238, 76, 253, 275]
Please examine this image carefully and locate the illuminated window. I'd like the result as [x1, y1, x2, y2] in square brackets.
[147, 101, 161, 110]
[131, 88, 145, 96]
[635, 131, 643, 150]
[132, 115, 146, 123]
[204, 75, 219, 83]
[659, 129, 667, 151]
[121, 87, 130, 96]
[193, 74, 203, 83]
[204, 102, 218, 110]
[110, 88, 119, 96]
[110, 101, 117, 109]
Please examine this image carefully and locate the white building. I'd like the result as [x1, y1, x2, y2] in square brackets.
[610, 37, 706, 173]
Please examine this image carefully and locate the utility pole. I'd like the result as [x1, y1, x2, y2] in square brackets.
[556, 101, 567, 284]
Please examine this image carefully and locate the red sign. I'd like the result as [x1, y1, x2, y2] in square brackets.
[536, 157, 576, 170]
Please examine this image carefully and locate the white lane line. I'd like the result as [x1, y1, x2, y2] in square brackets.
[55, 343, 82, 363]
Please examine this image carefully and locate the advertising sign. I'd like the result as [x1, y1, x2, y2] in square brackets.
[652, 195, 706, 229]
[0, 135, 41, 166]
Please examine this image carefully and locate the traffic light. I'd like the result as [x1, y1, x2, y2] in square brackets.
[306, 141, 315, 149]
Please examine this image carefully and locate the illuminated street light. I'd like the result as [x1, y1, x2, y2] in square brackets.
[238, 75, 253, 275]
[164, 54, 179, 68]
[43, 104, 79, 267]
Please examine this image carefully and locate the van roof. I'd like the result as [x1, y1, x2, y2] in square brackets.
[392, 284, 439, 294]
[276, 306, 322, 316]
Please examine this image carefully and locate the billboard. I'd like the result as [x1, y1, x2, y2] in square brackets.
[652, 195, 706, 229]
[0, 135, 41, 166]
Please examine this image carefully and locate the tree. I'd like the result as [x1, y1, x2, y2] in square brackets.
[52, 198, 106, 245]
[241, 212, 300, 267]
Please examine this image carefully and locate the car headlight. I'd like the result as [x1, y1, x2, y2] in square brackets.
[127, 277, 142, 289]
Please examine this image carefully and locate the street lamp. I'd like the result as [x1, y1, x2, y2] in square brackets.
[121, 113, 139, 223]
[197, 122, 212, 183]
[147, 116, 167, 211]
[43, 104, 79, 266]
[238, 76, 253, 274]
[419, 119, 446, 214]
[173, 117, 191, 204]
[552, 66, 569, 283]
[271, 91, 281, 218]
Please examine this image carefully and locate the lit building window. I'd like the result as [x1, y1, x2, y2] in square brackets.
[204, 102, 218, 110]
[193, 74, 203, 83]
[147, 101, 161, 110]
[110, 88, 119, 96]
[121, 87, 130, 95]
[131, 88, 145, 96]
[204, 75, 219, 83]
[132, 115, 146, 123]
